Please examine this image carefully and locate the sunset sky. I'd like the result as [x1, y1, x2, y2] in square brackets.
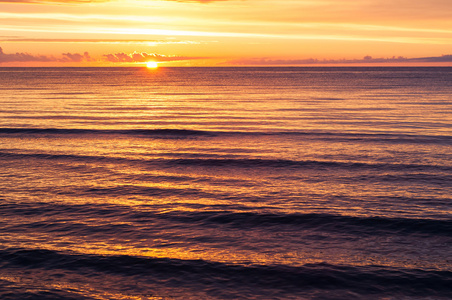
[1, 0, 451, 66]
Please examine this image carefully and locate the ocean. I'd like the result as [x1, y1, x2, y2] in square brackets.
[0, 67, 451, 299]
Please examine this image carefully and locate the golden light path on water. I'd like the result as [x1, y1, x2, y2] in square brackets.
[2, 132, 451, 272]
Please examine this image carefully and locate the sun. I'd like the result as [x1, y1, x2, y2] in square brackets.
[146, 61, 159, 69]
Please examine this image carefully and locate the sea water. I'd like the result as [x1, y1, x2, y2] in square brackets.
[0, 67, 451, 299]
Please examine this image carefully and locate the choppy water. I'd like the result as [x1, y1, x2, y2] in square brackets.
[0, 67, 451, 299]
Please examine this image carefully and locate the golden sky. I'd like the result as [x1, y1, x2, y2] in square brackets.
[0, 0, 451, 66]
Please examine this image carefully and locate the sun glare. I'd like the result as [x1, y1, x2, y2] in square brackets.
[146, 61, 159, 69]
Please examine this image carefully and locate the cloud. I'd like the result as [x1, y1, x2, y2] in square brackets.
[103, 51, 204, 63]
[0, 46, 92, 63]
[413, 55, 452, 62]
[61, 52, 92, 62]
[0, 46, 203, 64]
[0, 46, 54, 62]
[227, 55, 452, 65]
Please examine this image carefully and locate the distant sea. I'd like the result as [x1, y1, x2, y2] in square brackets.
[0, 67, 451, 299]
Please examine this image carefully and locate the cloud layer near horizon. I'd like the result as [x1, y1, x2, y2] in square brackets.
[103, 52, 202, 63]
[0, 46, 55, 62]
[0, 47, 94, 62]
[0, 47, 203, 64]
[228, 55, 452, 66]
[2, 46, 451, 65]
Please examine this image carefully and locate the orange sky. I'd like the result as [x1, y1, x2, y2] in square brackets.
[0, 0, 451, 66]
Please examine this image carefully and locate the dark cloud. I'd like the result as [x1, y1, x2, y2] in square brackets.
[61, 52, 92, 62]
[0, 46, 54, 62]
[227, 55, 452, 66]
[0, 46, 92, 63]
[0, 46, 203, 64]
[103, 52, 203, 63]
[413, 55, 452, 62]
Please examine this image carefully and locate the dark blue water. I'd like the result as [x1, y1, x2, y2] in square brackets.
[0, 67, 451, 299]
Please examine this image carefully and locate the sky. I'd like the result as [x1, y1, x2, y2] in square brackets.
[0, 0, 451, 66]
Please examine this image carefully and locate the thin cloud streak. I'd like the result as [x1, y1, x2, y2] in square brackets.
[0, 37, 201, 45]
[3, 11, 451, 35]
[3, 24, 449, 45]
[1, 10, 450, 46]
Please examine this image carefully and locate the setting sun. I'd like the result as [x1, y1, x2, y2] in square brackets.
[146, 61, 159, 69]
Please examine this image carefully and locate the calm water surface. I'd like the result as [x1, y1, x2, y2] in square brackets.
[0, 67, 451, 299]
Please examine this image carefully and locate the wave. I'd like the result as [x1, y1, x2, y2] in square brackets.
[2, 202, 451, 237]
[1, 247, 451, 298]
[1, 150, 451, 173]
[166, 158, 452, 173]
[1, 127, 451, 144]
[350, 173, 452, 186]
[78, 185, 215, 199]
[0, 127, 213, 137]
[136, 210, 452, 237]
[0, 278, 84, 300]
